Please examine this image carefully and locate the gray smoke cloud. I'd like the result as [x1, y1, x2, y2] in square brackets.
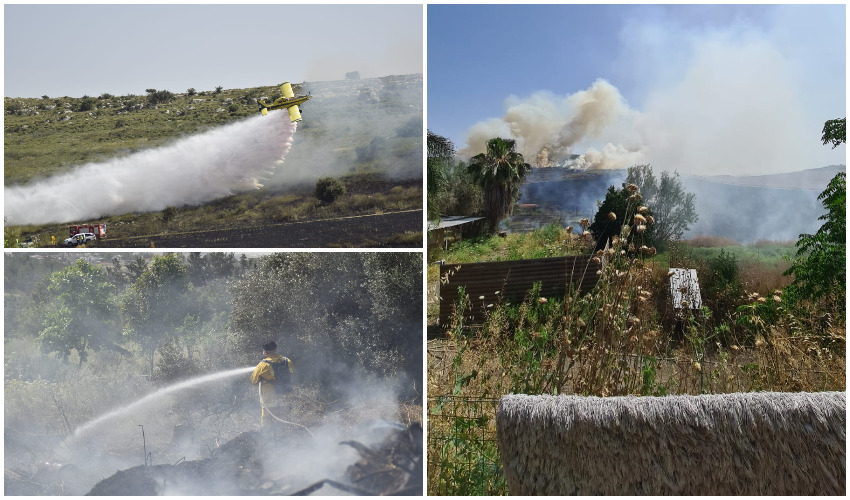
[462, 7, 844, 175]
[265, 76, 423, 188]
[4, 113, 297, 225]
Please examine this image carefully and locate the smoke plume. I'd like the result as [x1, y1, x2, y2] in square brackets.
[4, 113, 297, 225]
[461, 7, 844, 175]
[464, 79, 641, 169]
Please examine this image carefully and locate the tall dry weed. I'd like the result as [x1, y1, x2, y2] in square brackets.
[428, 184, 845, 495]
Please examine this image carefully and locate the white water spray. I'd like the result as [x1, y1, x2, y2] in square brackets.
[4, 114, 297, 225]
[70, 366, 254, 440]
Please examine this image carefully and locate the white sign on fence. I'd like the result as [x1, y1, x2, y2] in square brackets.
[669, 268, 702, 310]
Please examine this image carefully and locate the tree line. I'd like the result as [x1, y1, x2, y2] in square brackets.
[6, 252, 422, 388]
[427, 130, 698, 251]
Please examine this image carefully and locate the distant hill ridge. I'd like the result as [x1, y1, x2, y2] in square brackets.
[524, 164, 845, 192]
[704, 164, 846, 191]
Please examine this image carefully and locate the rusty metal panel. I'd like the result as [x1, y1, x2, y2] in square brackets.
[438, 255, 600, 328]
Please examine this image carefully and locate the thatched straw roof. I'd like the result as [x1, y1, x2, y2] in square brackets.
[496, 392, 845, 495]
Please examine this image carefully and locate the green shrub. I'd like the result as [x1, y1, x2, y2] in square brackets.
[315, 177, 347, 203]
[162, 206, 178, 222]
[6, 101, 22, 114]
[397, 115, 423, 138]
[78, 98, 97, 112]
[147, 90, 174, 105]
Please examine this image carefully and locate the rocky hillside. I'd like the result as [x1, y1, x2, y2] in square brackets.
[4, 74, 423, 186]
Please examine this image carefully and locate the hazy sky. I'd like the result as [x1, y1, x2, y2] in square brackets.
[5, 4, 423, 98]
[428, 4, 846, 175]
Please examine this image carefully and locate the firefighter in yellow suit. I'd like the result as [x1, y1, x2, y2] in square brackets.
[250, 341, 294, 427]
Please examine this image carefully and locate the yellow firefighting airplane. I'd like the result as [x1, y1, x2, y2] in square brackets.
[257, 81, 311, 122]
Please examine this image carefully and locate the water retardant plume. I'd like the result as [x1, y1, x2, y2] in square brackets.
[69, 367, 255, 441]
[4, 113, 297, 225]
[495, 392, 846, 495]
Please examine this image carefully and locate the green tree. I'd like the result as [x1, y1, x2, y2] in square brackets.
[104, 256, 130, 286]
[124, 255, 149, 283]
[122, 253, 190, 378]
[427, 131, 453, 220]
[625, 164, 697, 251]
[467, 137, 530, 232]
[147, 89, 174, 105]
[36, 260, 118, 366]
[427, 132, 483, 222]
[784, 171, 846, 313]
[589, 184, 656, 251]
[821, 118, 846, 149]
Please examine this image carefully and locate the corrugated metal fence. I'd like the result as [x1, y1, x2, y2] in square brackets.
[438, 255, 601, 328]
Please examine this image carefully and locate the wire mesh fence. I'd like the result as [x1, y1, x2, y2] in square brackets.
[427, 395, 506, 495]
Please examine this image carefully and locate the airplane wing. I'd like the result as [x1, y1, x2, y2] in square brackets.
[287, 105, 302, 122]
[280, 82, 295, 99]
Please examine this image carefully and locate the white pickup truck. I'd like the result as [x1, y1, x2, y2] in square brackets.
[64, 232, 96, 246]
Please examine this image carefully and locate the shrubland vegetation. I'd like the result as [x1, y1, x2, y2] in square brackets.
[427, 120, 846, 494]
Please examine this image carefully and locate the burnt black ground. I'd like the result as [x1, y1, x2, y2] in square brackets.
[85, 424, 422, 496]
[102, 209, 423, 248]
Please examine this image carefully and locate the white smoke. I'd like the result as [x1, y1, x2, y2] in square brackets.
[463, 79, 641, 168]
[461, 6, 844, 175]
[4, 113, 297, 225]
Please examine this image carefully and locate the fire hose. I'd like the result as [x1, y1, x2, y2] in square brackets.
[258, 380, 314, 438]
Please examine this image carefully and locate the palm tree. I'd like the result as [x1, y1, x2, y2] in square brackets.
[467, 137, 530, 232]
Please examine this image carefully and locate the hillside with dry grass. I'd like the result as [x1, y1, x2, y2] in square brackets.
[4, 75, 423, 248]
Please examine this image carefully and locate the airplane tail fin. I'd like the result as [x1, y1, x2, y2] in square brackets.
[258, 102, 268, 116]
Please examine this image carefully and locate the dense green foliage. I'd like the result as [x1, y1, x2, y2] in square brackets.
[784, 172, 846, 314]
[784, 120, 846, 315]
[427, 131, 483, 223]
[35, 260, 117, 366]
[228, 253, 422, 390]
[6, 252, 422, 391]
[121, 254, 190, 377]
